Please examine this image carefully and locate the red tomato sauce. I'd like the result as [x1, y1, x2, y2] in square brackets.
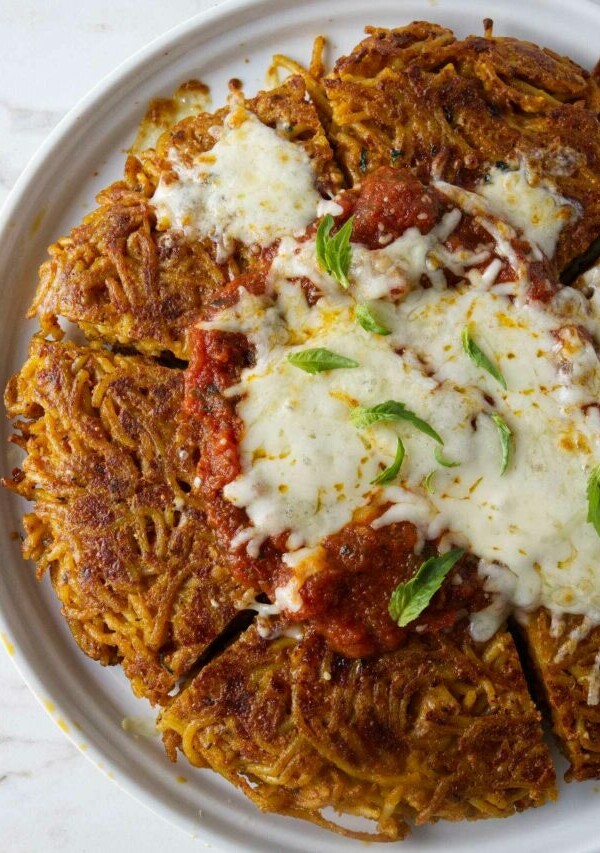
[183, 167, 523, 658]
[351, 166, 443, 247]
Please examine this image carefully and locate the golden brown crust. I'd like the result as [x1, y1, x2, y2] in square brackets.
[324, 22, 600, 271]
[520, 610, 600, 781]
[293, 629, 556, 821]
[29, 77, 343, 360]
[3, 336, 244, 703]
[158, 625, 411, 841]
[146, 75, 343, 199]
[30, 190, 227, 360]
[159, 625, 555, 840]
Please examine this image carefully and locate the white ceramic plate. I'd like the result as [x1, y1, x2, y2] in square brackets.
[2, 0, 600, 850]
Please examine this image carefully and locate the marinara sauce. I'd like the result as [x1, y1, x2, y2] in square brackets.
[186, 167, 501, 658]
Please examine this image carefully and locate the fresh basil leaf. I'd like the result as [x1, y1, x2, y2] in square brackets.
[491, 413, 512, 475]
[315, 214, 354, 289]
[424, 471, 436, 494]
[359, 147, 368, 173]
[356, 303, 392, 336]
[315, 214, 333, 274]
[371, 437, 405, 485]
[434, 446, 460, 468]
[388, 548, 465, 627]
[586, 465, 600, 537]
[461, 325, 507, 390]
[287, 348, 359, 375]
[350, 400, 443, 444]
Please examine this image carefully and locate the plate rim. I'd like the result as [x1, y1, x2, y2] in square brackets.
[2, 0, 600, 850]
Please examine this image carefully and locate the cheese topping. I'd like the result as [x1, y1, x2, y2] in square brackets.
[476, 163, 576, 258]
[151, 108, 321, 258]
[201, 170, 600, 639]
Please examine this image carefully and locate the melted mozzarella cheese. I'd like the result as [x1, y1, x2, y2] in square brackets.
[205, 211, 600, 637]
[196, 153, 600, 646]
[476, 163, 576, 258]
[151, 108, 321, 258]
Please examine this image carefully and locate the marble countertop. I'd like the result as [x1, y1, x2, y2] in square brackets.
[0, 3, 226, 851]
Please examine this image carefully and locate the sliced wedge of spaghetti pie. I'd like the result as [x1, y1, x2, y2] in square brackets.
[159, 624, 555, 841]
[29, 77, 342, 359]
[520, 611, 600, 781]
[4, 336, 245, 704]
[322, 22, 600, 273]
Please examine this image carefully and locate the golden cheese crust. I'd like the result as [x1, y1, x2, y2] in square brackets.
[159, 624, 555, 841]
[323, 22, 600, 272]
[4, 337, 245, 704]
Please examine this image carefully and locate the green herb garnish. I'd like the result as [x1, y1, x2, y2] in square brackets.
[390, 148, 403, 163]
[586, 465, 600, 537]
[461, 325, 507, 390]
[388, 549, 465, 627]
[434, 446, 460, 468]
[316, 214, 354, 289]
[287, 348, 359, 375]
[350, 400, 442, 444]
[424, 471, 436, 494]
[371, 437, 405, 485]
[359, 147, 368, 172]
[355, 303, 391, 336]
[491, 413, 512, 475]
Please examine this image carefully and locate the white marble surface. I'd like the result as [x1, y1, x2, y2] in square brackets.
[0, 3, 227, 851]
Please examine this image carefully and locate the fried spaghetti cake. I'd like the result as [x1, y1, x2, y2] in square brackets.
[5, 19, 600, 842]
